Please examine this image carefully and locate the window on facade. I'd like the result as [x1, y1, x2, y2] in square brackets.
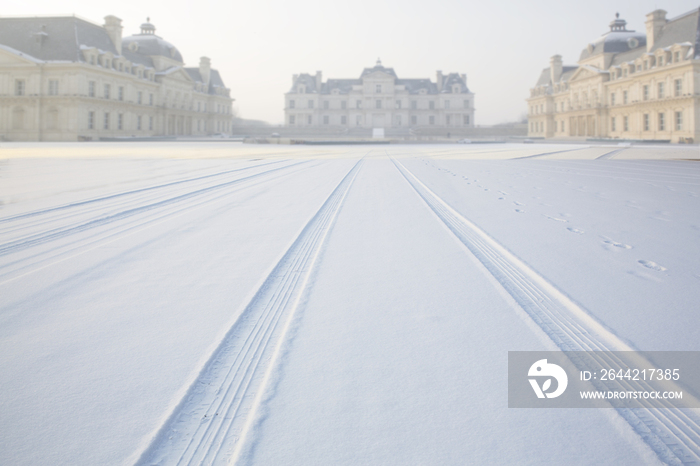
[396, 100, 401, 109]
[463, 115, 469, 125]
[445, 101, 450, 109]
[611, 117, 616, 132]
[137, 91, 142, 105]
[47, 80, 58, 96]
[429, 101, 435, 110]
[137, 115, 142, 130]
[643, 114, 650, 131]
[658, 56, 663, 66]
[118, 113, 123, 130]
[149, 94, 153, 106]
[446, 115, 451, 125]
[623, 116, 629, 131]
[658, 82, 664, 99]
[429, 115, 435, 125]
[376, 100, 381, 109]
[610, 93, 616, 106]
[356, 100, 362, 109]
[289, 115, 295, 125]
[411, 101, 417, 110]
[674, 51, 680, 62]
[308, 100, 314, 109]
[322, 115, 329, 124]
[289, 100, 295, 109]
[675, 79, 682, 97]
[341, 115, 347, 125]
[675, 111, 682, 131]
[118, 86, 124, 101]
[561, 120, 565, 132]
[104, 112, 110, 130]
[149, 116, 153, 131]
[323, 101, 329, 109]
[658, 112, 665, 131]
[307, 115, 312, 124]
[88, 111, 95, 130]
[15, 79, 25, 96]
[88, 81, 95, 98]
[396, 115, 401, 126]
[356, 115, 362, 126]
[104, 84, 111, 99]
[411, 115, 417, 125]
[623, 91, 628, 104]
[376, 84, 381, 93]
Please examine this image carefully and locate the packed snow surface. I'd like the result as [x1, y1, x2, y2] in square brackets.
[0, 142, 699, 465]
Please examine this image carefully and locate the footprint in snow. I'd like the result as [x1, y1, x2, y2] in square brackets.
[513, 201, 525, 206]
[544, 215, 568, 223]
[601, 237, 632, 249]
[567, 228, 584, 234]
[515, 209, 525, 213]
[638, 260, 667, 272]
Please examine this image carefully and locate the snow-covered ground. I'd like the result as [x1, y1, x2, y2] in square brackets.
[0, 142, 698, 465]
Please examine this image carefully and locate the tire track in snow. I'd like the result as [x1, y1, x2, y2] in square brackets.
[392, 158, 700, 466]
[0, 159, 285, 227]
[135, 158, 364, 466]
[0, 161, 308, 258]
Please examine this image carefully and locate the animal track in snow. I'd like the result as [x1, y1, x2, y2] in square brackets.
[513, 201, 525, 206]
[515, 209, 525, 213]
[567, 228, 584, 234]
[544, 215, 568, 223]
[638, 260, 667, 272]
[601, 237, 632, 249]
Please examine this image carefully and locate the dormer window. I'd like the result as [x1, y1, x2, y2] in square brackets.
[298, 86, 305, 94]
[453, 85, 460, 93]
[90, 55, 96, 65]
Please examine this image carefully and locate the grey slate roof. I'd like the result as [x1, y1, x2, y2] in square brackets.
[182, 68, 227, 94]
[439, 73, 470, 93]
[122, 33, 183, 63]
[290, 67, 470, 95]
[534, 66, 578, 88]
[579, 30, 646, 61]
[536, 8, 700, 87]
[649, 8, 700, 57]
[0, 16, 118, 62]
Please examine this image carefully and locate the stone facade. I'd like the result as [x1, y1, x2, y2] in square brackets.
[0, 15, 233, 141]
[285, 60, 475, 129]
[527, 9, 700, 142]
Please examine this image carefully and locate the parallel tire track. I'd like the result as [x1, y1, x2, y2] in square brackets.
[0, 161, 307, 258]
[392, 157, 700, 466]
[0, 159, 285, 227]
[135, 158, 363, 466]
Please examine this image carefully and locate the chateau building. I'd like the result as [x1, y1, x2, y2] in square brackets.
[0, 15, 233, 141]
[527, 8, 700, 142]
[285, 60, 475, 129]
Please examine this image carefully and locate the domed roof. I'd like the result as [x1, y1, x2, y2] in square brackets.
[122, 18, 183, 63]
[579, 13, 646, 61]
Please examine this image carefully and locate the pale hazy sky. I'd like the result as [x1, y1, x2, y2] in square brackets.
[4, 1, 699, 125]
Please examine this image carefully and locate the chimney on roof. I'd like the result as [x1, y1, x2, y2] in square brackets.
[645, 9, 667, 52]
[436, 70, 443, 92]
[199, 57, 211, 86]
[315, 71, 322, 91]
[550, 55, 563, 84]
[104, 15, 123, 55]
